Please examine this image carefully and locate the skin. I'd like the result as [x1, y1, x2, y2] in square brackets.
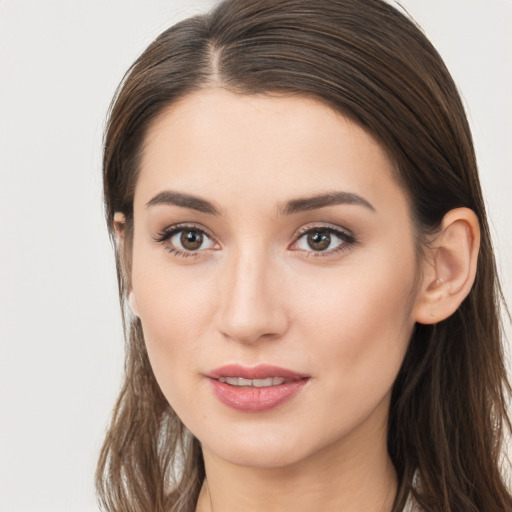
[118, 88, 478, 511]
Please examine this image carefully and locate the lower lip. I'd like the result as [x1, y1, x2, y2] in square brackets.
[208, 378, 309, 412]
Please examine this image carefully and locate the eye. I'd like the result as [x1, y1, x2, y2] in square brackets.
[154, 224, 217, 257]
[292, 226, 356, 257]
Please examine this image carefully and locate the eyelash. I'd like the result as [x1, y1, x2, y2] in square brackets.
[294, 224, 357, 258]
[153, 223, 358, 259]
[153, 224, 216, 259]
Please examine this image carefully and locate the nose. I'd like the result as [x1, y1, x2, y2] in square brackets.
[216, 246, 289, 345]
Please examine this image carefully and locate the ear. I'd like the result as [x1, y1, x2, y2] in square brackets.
[413, 208, 480, 325]
[113, 212, 126, 245]
[127, 290, 140, 317]
[113, 212, 140, 318]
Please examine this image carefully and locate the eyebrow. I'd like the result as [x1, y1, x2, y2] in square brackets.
[145, 190, 375, 215]
[146, 190, 221, 214]
[280, 191, 375, 215]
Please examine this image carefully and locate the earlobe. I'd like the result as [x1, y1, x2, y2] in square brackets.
[414, 208, 480, 325]
[113, 212, 139, 316]
[113, 212, 126, 247]
[128, 290, 140, 317]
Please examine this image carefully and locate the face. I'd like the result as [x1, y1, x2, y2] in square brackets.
[127, 88, 423, 469]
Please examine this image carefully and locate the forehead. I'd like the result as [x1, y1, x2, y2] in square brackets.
[135, 88, 409, 220]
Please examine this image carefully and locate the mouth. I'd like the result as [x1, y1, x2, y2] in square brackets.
[206, 364, 310, 412]
[217, 376, 291, 387]
[207, 363, 308, 381]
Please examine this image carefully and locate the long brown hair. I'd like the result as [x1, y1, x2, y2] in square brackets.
[96, 1, 512, 510]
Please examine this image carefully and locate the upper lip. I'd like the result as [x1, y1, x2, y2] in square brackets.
[207, 364, 308, 381]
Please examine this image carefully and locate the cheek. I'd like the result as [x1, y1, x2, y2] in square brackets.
[295, 254, 417, 398]
[131, 265, 217, 421]
[137, 280, 208, 336]
[129, 241, 218, 379]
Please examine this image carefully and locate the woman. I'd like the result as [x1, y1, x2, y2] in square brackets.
[96, 0, 512, 510]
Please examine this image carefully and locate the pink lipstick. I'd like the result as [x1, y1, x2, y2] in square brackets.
[206, 364, 309, 412]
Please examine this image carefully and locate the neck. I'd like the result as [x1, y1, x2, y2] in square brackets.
[195, 406, 397, 512]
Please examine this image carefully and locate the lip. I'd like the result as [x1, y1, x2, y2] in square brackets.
[207, 364, 308, 381]
[206, 364, 310, 412]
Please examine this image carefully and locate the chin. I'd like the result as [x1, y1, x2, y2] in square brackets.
[194, 417, 327, 470]
[208, 439, 307, 469]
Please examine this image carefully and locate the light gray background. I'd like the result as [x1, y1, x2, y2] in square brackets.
[0, 1, 510, 511]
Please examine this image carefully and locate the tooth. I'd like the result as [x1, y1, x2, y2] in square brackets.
[218, 376, 288, 387]
[253, 378, 273, 387]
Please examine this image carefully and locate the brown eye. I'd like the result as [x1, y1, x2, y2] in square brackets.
[292, 225, 356, 257]
[306, 230, 331, 251]
[180, 230, 204, 250]
[160, 226, 216, 255]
